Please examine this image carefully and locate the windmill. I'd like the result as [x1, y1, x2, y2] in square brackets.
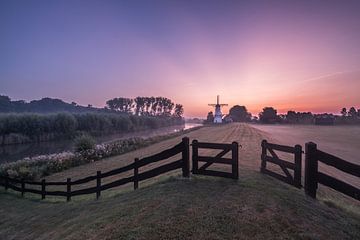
[208, 95, 228, 123]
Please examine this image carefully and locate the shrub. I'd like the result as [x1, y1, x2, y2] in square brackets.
[74, 134, 96, 152]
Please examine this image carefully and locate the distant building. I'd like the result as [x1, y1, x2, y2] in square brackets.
[223, 115, 233, 123]
[208, 95, 228, 124]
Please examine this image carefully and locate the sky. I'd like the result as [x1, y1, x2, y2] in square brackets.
[1, 0, 360, 118]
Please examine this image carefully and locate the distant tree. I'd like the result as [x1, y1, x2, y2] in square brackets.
[259, 107, 278, 123]
[229, 105, 251, 122]
[174, 104, 184, 118]
[71, 102, 77, 106]
[206, 111, 214, 123]
[286, 111, 314, 124]
[106, 98, 133, 113]
[358, 109, 360, 117]
[286, 111, 297, 123]
[0, 95, 12, 112]
[348, 107, 357, 118]
[341, 107, 347, 117]
[134, 97, 145, 115]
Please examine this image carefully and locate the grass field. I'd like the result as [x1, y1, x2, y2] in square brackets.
[0, 123, 359, 239]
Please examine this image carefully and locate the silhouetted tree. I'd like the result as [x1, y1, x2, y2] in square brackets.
[106, 98, 133, 113]
[341, 107, 347, 117]
[348, 107, 357, 118]
[174, 104, 184, 118]
[259, 107, 278, 123]
[206, 111, 214, 123]
[229, 105, 251, 122]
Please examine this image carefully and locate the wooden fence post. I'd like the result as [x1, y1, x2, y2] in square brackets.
[182, 137, 190, 178]
[96, 171, 101, 200]
[232, 142, 239, 179]
[21, 178, 25, 197]
[67, 178, 71, 202]
[134, 158, 139, 190]
[294, 144, 302, 188]
[41, 179, 46, 200]
[305, 142, 318, 198]
[192, 140, 198, 174]
[260, 140, 267, 173]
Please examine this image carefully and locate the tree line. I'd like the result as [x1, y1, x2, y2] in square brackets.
[205, 105, 360, 125]
[0, 112, 183, 145]
[0, 95, 184, 118]
[106, 96, 183, 117]
[0, 95, 184, 145]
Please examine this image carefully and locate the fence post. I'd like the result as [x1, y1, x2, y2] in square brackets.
[192, 140, 198, 174]
[182, 137, 190, 178]
[260, 140, 267, 173]
[67, 178, 71, 202]
[294, 144, 302, 188]
[21, 178, 25, 197]
[232, 142, 239, 180]
[134, 158, 139, 190]
[96, 171, 101, 199]
[305, 142, 318, 198]
[41, 179, 46, 200]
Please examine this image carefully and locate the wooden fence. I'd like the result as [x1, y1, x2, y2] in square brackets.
[305, 142, 360, 200]
[260, 140, 302, 188]
[192, 140, 239, 179]
[0, 137, 190, 201]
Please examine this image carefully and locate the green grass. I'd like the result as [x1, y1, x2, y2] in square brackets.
[1, 171, 359, 240]
[1, 123, 359, 239]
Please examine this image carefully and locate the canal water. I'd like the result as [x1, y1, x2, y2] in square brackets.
[0, 123, 202, 164]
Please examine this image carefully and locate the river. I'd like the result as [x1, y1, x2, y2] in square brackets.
[0, 123, 202, 164]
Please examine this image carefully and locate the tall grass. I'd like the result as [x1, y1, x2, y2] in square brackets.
[0, 112, 183, 145]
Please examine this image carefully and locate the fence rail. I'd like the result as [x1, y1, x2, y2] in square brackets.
[0, 137, 190, 201]
[260, 140, 302, 188]
[305, 142, 360, 200]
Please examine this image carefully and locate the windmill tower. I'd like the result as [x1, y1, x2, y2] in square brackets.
[208, 95, 228, 123]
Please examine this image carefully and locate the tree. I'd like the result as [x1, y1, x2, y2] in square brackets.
[134, 97, 145, 115]
[229, 105, 251, 122]
[206, 111, 214, 123]
[348, 107, 357, 118]
[0, 95, 11, 112]
[341, 107, 347, 117]
[106, 98, 133, 113]
[174, 104, 184, 118]
[259, 107, 278, 123]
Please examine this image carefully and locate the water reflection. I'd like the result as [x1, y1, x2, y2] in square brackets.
[0, 123, 202, 163]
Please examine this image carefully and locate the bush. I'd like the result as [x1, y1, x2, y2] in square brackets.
[74, 135, 96, 152]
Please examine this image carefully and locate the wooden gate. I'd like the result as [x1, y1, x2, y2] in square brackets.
[260, 140, 302, 188]
[192, 140, 239, 179]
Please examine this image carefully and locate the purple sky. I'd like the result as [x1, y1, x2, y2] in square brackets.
[1, 0, 360, 117]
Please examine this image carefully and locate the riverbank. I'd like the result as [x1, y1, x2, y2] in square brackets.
[0, 123, 201, 163]
[0, 125, 203, 181]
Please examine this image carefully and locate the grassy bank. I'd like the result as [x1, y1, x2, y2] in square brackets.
[1, 123, 359, 239]
[0, 172, 359, 240]
[0, 126, 202, 181]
